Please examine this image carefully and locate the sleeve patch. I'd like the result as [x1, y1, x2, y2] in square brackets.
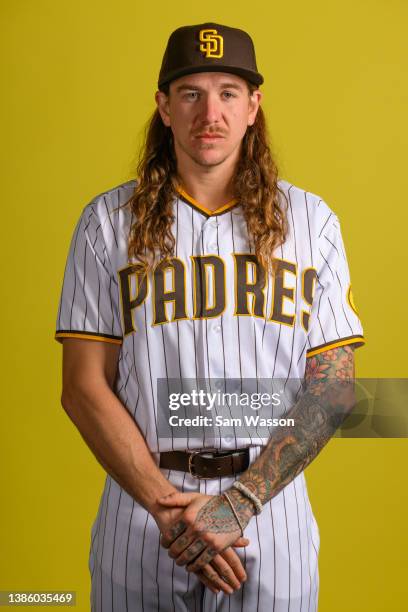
[347, 284, 359, 315]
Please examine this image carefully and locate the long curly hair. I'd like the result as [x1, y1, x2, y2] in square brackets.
[122, 81, 289, 276]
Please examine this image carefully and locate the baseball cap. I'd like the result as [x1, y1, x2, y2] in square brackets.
[158, 22, 264, 90]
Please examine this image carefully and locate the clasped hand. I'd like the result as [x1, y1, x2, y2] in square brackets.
[155, 491, 250, 594]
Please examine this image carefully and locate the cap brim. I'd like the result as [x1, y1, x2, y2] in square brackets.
[158, 65, 264, 89]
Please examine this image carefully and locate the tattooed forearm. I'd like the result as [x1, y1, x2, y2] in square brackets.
[159, 346, 356, 558]
[226, 345, 356, 517]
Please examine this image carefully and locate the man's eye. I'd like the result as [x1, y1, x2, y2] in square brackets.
[185, 92, 199, 100]
[222, 91, 235, 99]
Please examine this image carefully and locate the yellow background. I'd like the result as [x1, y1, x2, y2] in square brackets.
[1, 0, 407, 610]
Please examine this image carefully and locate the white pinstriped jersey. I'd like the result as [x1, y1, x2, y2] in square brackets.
[55, 179, 365, 612]
[55, 178, 365, 454]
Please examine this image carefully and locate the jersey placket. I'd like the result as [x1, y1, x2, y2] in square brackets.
[197, 214, 227, 446]
[198, 215, 223, 379]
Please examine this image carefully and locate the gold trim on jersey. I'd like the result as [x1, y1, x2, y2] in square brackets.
[306, 335, 366, 358]
[176, 186, 238, 217]
[269, 258, 297, 327]
[190, 255, 227, 320]
[54, 331, 123, 345]
[233, 253, 267, 319]
[152, 256, 189, 326]
[301, 267, 318, 333]
[117, 263, 149, 337]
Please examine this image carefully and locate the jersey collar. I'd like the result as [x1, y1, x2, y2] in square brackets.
[176, 186, 239, 217]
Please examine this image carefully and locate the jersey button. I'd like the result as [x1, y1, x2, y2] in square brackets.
[214, 324, 222, 332]
[209, 243, 218, 251]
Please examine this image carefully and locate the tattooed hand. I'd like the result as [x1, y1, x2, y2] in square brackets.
[157, 491, 252, 574]
[153, 503, 240, 594]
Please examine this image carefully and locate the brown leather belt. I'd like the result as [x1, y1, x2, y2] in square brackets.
[159, 447, 250, 479]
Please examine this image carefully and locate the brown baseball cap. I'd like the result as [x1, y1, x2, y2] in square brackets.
[158, 22, 264, 90]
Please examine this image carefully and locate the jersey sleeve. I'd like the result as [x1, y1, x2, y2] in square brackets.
[55, 204, 123, 345]
[306, 214, 365, 357]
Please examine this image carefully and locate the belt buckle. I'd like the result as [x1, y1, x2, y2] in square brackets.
[188, 448, 219, 479]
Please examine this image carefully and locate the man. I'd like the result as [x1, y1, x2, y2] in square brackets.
[55, 22, 365, 611]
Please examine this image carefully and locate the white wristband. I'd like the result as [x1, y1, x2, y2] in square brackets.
[232, 481, 263, 515]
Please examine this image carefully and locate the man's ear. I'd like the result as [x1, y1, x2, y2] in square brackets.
[155, 90, 171, 127]
[247, 89, 262, 127]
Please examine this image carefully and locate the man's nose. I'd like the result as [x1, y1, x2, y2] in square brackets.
[198, 93, 221, 124]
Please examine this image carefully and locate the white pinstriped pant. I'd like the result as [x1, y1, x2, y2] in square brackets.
[89, 447, 319, 611]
